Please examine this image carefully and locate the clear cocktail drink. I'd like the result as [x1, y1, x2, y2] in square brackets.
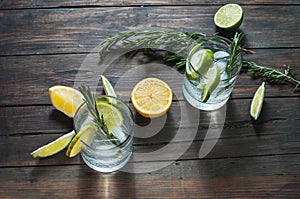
[183, 37, 242, 111]
[74, 95, 134, 172]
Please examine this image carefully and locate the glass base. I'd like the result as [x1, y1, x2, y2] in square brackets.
[182, 82, 228, 111]
[81, 151, 132, 173]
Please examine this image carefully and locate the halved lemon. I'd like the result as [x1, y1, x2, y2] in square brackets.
[49, 85, 84, 118]
[131, 78, 173, 118]
[30, 130, 75, 158]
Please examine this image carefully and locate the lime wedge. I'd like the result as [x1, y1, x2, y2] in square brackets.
[30, 130, 75, 158]
[250, 82, 265, 120]
[190, 49, 214, 75]
[101, 75, 117, 97]
[201, 67, 221, 102]
[214, 4, 244, 30]
[186, 63, 199, 80]
[66, 125, 96, 158]
[96, 101, 123, 131]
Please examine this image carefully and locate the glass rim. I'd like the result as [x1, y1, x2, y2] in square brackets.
[73, 95, 134, 150]
[187, 35, 242, 81]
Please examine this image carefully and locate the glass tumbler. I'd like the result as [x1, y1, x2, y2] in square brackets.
[74, 95, 134, 173]
[182, 37, 242, 111]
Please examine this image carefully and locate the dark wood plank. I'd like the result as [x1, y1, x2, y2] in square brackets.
[0, 154, 299, 198]
[1, 98, 299, 167]
[1, 49, 299, 105]
[1, 98, 299, 136]
[0, 0, 298, 9]
[1, 119, 299, 167]
[0, 6, 299, 56]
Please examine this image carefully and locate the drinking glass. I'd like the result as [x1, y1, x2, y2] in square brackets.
[182, 37, 242, 111]
[74, 95, 134, 173]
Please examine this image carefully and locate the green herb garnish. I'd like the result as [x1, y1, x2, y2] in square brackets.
[98, 30, 299, 92]
[226, 32, 245, 73]
[78, 84, 119, 145]
[243, 61, 300, 92]
[99, 29, 205, 69]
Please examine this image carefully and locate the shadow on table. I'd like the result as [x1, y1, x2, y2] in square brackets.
[77, 165, 137, 198]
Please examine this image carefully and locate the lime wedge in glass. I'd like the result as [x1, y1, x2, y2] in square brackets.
[96, 101, 123, 131]
[190, 49, 214, 75]
[214, 4, 244, 30]
[186, 63, 199, 80]
[30, 130, 75, 158]
[250, 82, 265, 120]
[201, 67, 221, 102]
[66, 125, 96, 158]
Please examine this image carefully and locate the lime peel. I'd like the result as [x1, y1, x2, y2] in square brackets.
[30, 130, 75, 158]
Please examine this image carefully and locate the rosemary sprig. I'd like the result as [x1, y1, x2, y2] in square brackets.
[242, 61, 300, 92]
[78, 84, 119, 145]
[98, 30, 299, 92]
[99, 30, 205, 69]
[226, 32, 245, 73]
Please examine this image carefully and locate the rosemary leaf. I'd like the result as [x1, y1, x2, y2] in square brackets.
[99, 30, 206, 63]
[226, 32, 245, 73]
[78, 84, 119, 145]
[243, 61, 300, 92]
[98, 30, 299, 92]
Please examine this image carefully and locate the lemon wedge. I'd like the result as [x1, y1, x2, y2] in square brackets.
[49, 85, 84, 118]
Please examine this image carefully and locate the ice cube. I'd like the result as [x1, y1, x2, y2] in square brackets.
[214, 51, 229, 60]
[215, 59, 227, 74]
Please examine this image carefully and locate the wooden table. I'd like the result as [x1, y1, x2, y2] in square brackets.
[1, 1, 300, 198]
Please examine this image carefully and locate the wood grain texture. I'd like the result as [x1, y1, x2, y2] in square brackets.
[1, 98, 299, 136]
[0, 154, 299, 198]
[1, 48, 300, 105]
[0, 98, 299, 167]
[1, 1, 300, 198]
[0, 0, 299, 9]
[0, 6, 299, 56]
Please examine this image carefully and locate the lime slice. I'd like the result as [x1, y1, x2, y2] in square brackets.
[250, 82, 265, 120]
[201, 67, 221, 102]
[214, 4, 244, 30]
[190, 49, 214, 75]
[66, 125, 96, 158]
[186, 63, 199, 80]
[96, 101, 123, 131]
[30, 130, 75, 158]
[101, 75, 117, 97]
